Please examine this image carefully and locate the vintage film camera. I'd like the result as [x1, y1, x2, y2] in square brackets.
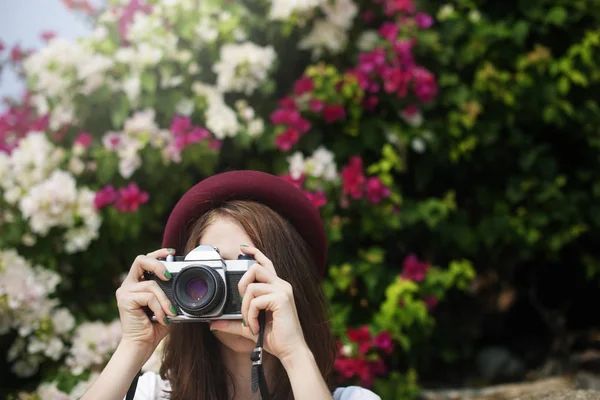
[143, 245, 254, 322]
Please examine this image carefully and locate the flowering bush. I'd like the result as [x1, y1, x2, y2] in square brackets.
[3, 0, 599, 398]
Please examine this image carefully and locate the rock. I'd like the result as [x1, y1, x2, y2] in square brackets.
[514, 389, 600, 400]
[476, 346, 526, 382]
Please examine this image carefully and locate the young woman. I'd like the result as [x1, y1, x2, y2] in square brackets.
[82, 171, 380, 400]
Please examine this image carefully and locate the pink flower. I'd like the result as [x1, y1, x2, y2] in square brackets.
[114, 183, 149, 213]
[0, 40, 4, 52]
[94, 185, 118, 209]
[277, 96, 297, 110]
[373, 332, 395, 355]
[293, 76, 315, 95]
[274, 128, 300, 151]
[362, 96, 379, 111]
[75, 132, 93, 148]
[323, 104, 346, 123]
[393, 39, 416, 67]
[309, 99, 324, 113]
[401, 254, 429, 282]
[424, 295, 438, 311]
[305, 190, 327, 209]
[118, 0, 153, 41]
[209, 139, 222, 150]
[383, 0, 415, 15]
[381, 66, 410, 98]
[412, 66, 438, 103]
[341, 156, 365, 199]
[378, 22, 398, 41]
[40, 31, 57, 42]
[347, 325, 371, 355]
[280, 174, 305, 189]
[170, 115, 191, 135]
[10, 45, 24, 62]
[415, 12, 434, 29]
[365, 177, 391, 204]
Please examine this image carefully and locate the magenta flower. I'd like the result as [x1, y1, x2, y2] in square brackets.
[341, 156, 365, 199]
[373, 332, 395, 355]
[274, 128, 300, 151]
[362, 96, 379, 111]
[293, 76, 315, 95]
[209, 139, 222, 151]
[383, 0, 415, 15]
[118, 0, 152, 41]
[40, 31, 57, 42]
[0, 40, 4, 52]
[393, 39, 416, 67]
[423, 295, 438, 312]
[114, 183, 149, 213]
[94, 185, 118, 209]
[277, 96, 297, 110]
[309, 99, 324, 113]
[170, 115, 192, 136]
[381, 66, 410, 98]
[412, 66, 439, 103]
[347, 325, 372, 355]
[10, 45, 24, 62]
[323, 104, 346, 123]
[378, 22, 398, 41]
[305, 190, 327, 209]
[401, 254, 429, 282]
[415, 12, 434, 29]
[75, 132, 93, 148]
[365, 177, 391, 204]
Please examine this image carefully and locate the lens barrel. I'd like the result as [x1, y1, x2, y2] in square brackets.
[173, 265, 225, 316]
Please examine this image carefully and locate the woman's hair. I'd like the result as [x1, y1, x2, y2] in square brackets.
[160, 200, 336, 400]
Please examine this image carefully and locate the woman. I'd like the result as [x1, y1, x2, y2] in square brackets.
[82, 171, 380, 400]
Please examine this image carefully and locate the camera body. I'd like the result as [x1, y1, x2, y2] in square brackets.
[143, 245, 254, 322]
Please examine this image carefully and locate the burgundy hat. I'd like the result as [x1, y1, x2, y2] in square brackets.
[162, 170, 328, 276]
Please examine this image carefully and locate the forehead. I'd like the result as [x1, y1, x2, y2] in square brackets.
[198, 217, 254, 259]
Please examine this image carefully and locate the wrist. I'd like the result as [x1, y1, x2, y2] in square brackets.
[117, 339, 156, 366]
[279, 342, 314, 371]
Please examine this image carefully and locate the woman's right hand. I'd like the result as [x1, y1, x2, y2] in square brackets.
[115, 248, 177, 350]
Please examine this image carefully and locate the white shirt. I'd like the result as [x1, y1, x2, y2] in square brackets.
[130, 371, 381, 400]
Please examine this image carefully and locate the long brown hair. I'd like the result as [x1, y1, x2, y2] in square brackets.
[160, 200, 336, 399]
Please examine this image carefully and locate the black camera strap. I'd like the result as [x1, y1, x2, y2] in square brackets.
[250, 310, 271, 400]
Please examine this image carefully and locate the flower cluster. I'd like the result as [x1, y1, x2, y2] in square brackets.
[94, 183, 149, 213]
[0, 132, 101, 252]
[341, 156, 391, 204]
[400, 254, 438, 312]
[334, 326, 395, 387]
[66, 320, 121, 376]
[0, 95, 49, 154]
[1, 249, 75, 377]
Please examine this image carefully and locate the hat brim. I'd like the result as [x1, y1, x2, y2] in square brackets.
[162, 170, 327, 276]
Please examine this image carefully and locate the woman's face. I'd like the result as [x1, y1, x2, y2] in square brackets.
[199, 216, 257, 353]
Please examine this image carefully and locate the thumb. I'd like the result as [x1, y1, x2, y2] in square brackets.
[210, 320, 257, 341]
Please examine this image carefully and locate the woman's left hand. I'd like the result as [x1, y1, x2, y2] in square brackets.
[209, 245, 307, 363]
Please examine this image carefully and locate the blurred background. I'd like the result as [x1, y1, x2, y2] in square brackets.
[1, 0, 600, 399]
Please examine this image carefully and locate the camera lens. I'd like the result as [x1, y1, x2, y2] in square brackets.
[185, 278, 208, 300]
[173, 265, 225, 316]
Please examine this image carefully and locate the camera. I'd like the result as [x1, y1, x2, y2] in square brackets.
[143, 245, 254, 322]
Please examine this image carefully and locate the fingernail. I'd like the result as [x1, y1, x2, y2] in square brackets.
[164, 270, 172, 280]
[242, 319, 247, 327]
[170, 305, 177, 314]
[240, 244, 249, 247]
[167, 248, 175, 253]
[164, 316, 170, 325]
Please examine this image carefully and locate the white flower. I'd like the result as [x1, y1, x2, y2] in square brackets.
[469, 10, 482, 23]
[306, 146, 338, 182]
[122, 75, 142, 105]
[19, 170, 78, 235]
[288, 152, 305, 179]
[37, 381, 70, 400]
[400, 108, 423, 127]
[299, 19, 347, 57]
[124, 109, 158, 135]
[69, 157, 86, 176]
[66, 320, 122, 375]
[247, 119, 265, 136]
[176, 98, 195, 116]
[193, 83, 240, 139]
[52, 308, 76, 336]
[357, 30, 380, 52]
[213, 42, 276, 95]
[269, 0, 321, 21]
[411, 137, 427, 153]
[437, 4, 455, 21]
[194, 17, 219, 43]
[320, 0, 357, 30]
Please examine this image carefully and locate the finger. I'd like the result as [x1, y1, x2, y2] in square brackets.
[238, 263, 277, 296]
[248, 293, 285, 335]
[240, 245, 277, 275]
[130, 281, 176, 316]
[146, 247, 175, 258]
[124, 292, 169, 327]
[209, 320, 257, 340]
[241, 283, 274, 327]
[123, 254, 171, 285]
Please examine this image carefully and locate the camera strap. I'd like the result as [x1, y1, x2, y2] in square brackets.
[250, 309, 271, 400]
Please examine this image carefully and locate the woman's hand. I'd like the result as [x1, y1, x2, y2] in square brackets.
[115, 248, 177, 350]
[209, 245, 308, 363]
